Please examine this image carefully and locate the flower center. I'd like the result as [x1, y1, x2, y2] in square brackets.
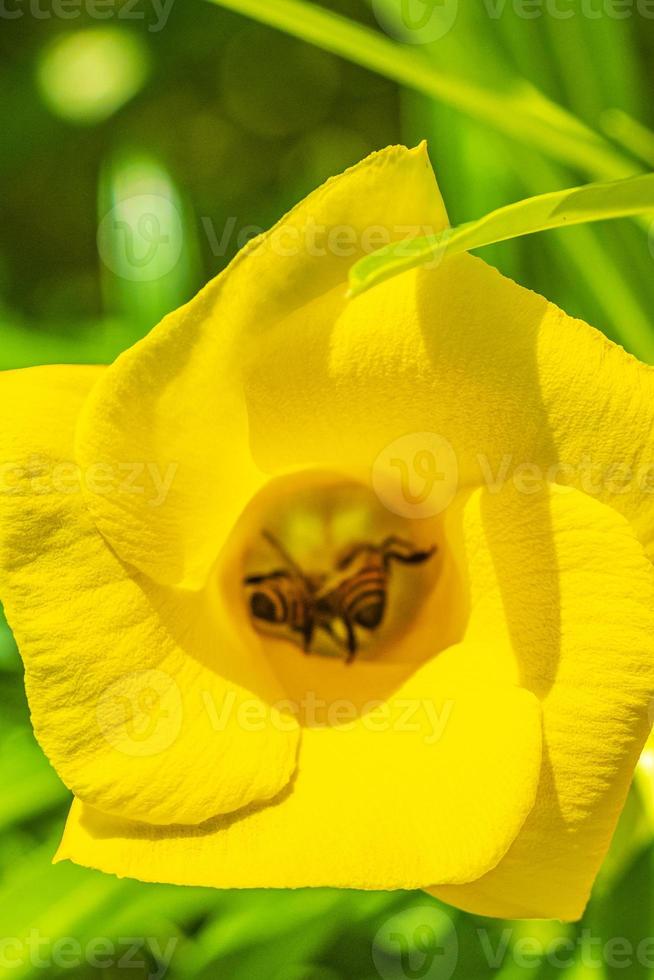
[244, 525, 437, 663]
[218, 471, 468, 725]
[234, 470, 459, 646]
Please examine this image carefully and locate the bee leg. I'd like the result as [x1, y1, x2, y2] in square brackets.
[302, 621, 315, 655]
[344, 618, 357, 665]
[335, 542, 367, 570]
[316, 620, 347, 660]
[383, 541, 437, 569]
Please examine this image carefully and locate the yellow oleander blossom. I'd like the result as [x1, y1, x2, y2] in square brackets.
[2, 144, 654, 920]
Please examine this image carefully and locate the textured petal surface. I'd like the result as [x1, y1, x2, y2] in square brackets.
[55, 483, 654, 903]
[76, 144, 449, 588]
[0, 367, 299, 826]
[241, 251, 654, 562]
[56, 682, 541, 889]
[5, 146, 654, 910]
[430, 486, 654, 920]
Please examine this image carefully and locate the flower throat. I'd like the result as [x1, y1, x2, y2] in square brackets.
[242, 487, 437, 663]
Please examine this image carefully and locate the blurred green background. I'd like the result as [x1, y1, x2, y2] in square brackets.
[2, 0, 654, 977]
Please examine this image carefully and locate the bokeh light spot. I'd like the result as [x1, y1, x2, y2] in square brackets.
[36, 28, 150, 125]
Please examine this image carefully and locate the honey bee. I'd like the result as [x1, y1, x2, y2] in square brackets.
[244, 531, 436, 664]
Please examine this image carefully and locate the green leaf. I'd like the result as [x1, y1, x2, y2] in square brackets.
[348, 172, 654, 297]
[602, 109, 654, 169]
[0, 843, 128, 980]
[0, 727, 68, 831]
[203, 0, 632, 180]
[0, 318, 131, 369]
[179, 892, 349, 976]
[97, 150, 201, 343]
[0, 607, 19, 673]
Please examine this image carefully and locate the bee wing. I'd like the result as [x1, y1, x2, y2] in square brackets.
[313, 567, 351, 600]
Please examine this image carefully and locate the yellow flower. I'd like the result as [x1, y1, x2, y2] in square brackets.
[2, 144, 654, 921]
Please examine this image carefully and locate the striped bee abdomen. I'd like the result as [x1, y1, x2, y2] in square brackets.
[245, 570, 313, 640]
[335, 565, 387, 630]
[245, 532, 436, 663]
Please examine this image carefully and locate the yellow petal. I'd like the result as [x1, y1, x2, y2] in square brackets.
[76, 144, 449, 589]
[0, 367, 299, 826]
[430, 485, 654, 920]
[52, 484, 654, 898]
[241, 251, 654, 564]
[56, 683, 541, 889]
